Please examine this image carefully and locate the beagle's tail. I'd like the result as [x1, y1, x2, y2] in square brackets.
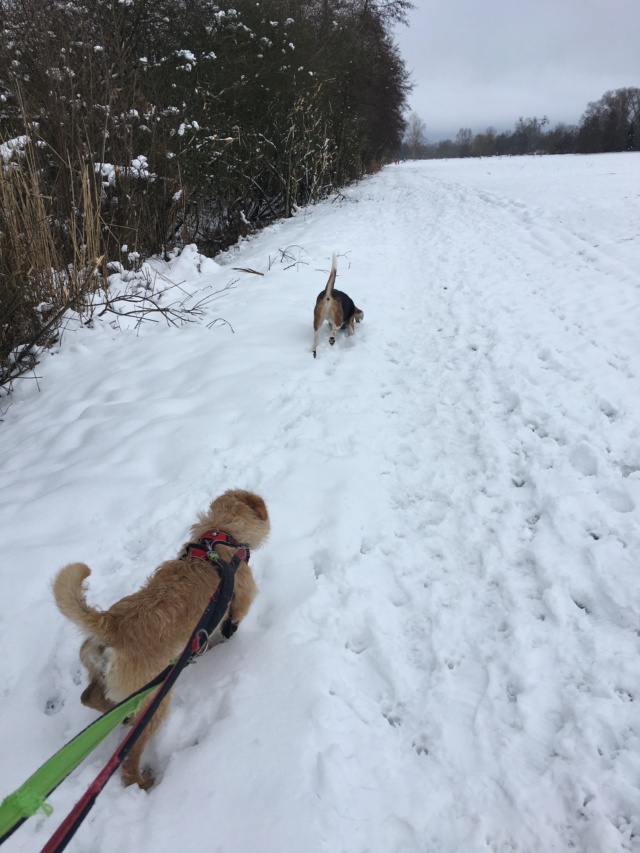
[322, 252, 337, 301]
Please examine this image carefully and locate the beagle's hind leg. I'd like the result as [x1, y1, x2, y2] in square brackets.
[312, 306, 324, 357]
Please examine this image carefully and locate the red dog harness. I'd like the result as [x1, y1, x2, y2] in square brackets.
[180, 530, 250, 567]
[179, 530, 249, 641]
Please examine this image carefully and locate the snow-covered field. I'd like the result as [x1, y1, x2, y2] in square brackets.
[1, 152, 639, 852]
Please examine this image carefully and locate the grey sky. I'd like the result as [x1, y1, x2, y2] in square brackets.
[394, 0, 640, 141]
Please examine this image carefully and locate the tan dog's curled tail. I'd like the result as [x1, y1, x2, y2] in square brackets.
[53, 563, 112, 640]
[323, 252, 337, 302]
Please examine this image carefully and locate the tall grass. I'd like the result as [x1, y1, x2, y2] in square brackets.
[0, 140, 104, 386]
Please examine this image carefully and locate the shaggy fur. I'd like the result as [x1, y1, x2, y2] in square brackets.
[53, 489, 270, 789]
[312, 253, 363, 357]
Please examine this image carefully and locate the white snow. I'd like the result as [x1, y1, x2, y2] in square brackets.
[1, 152, 640, 853]
[95, 156, 155, 185]
[0, 136, 28, 161]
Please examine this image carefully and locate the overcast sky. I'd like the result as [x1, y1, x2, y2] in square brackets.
[394, 0, 640, 141]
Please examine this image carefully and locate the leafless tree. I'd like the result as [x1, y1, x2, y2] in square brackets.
[405, 112, 427, 159]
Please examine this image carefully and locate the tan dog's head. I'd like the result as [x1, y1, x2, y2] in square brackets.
[191, 488, 270, 549]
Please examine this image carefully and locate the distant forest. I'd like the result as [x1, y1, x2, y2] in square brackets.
[402, 87, 640, 159]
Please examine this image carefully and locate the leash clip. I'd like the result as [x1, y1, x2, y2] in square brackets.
[191, 628, 210, 658]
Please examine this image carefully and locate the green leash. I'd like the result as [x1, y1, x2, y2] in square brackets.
[0, 681, 159, 843]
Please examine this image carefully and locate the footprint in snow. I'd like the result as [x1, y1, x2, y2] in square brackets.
[45, 697, 64, 715]
[598, 398, 618, 420]
[599, 487, 635, 514]
[311, 548, 333, 578]
[569, 442, 599, 476]
[412, 734, 429, 756]
[381, 704, 403, 728]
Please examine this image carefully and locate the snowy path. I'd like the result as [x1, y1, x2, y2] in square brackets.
[1, 154, 639, 852]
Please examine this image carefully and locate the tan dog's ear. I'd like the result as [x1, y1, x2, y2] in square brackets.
[241, 492, 268, 522]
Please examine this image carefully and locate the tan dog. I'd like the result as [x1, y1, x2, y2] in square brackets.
[53, 489, 269, 789]
[312, 253, 363, 357]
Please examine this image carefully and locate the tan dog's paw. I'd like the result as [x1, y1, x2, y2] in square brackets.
[81, 680, 115, 714]
[122, 762, 155, 790]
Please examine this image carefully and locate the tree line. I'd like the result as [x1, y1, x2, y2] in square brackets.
[0, 0, 411, 385]
[403, 87, 640, 159]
